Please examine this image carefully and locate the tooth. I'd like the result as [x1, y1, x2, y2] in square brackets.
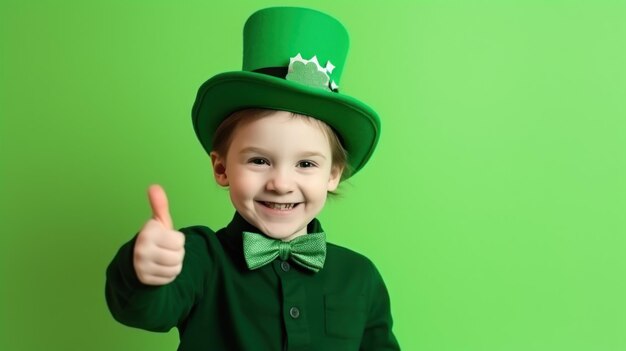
[263, 202, 296, 210]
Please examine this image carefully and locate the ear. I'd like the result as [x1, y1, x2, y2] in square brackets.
[327, 165, 343, 192]
[210, 151, 229, 187]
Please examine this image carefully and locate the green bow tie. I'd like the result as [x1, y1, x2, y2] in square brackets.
[242, 231, 327, 272]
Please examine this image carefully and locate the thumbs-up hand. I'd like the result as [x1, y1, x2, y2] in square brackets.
[133, 184, 186, 286]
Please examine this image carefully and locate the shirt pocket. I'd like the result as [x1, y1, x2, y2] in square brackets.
[324, 293, 367, 339]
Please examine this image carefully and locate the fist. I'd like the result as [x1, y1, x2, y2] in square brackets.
[133, 184, 186, 285]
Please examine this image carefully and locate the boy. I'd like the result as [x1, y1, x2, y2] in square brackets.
[106, 7, 400, 350]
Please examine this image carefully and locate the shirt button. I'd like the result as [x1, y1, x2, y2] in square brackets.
[289, 307, 300, 319]
[281, 261, 290, 272]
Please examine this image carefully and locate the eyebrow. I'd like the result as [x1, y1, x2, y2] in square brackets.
[239, 146, 327, 159]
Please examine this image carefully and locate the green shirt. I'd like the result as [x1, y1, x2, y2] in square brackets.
[106, 213, 400, 350]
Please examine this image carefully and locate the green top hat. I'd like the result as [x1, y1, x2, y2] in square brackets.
[192, 7, 380, 178]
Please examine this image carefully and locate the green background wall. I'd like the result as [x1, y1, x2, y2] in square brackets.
[1, 0, 624, 350]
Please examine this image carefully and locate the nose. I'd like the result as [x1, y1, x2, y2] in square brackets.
[265, 167, 294, 194]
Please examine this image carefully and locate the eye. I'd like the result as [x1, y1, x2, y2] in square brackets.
[249, 157, 270, 166]
[297, 160, 316, 168]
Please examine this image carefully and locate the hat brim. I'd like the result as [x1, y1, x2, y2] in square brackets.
[192, 71, 380, 177]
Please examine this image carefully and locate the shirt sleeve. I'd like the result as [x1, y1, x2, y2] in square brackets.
[361, 261, 401, 351]
[104, 227, 212, 332]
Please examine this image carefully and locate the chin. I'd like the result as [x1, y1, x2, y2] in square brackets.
[261, 225, 306, 241]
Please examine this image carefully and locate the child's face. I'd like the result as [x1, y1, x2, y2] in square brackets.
[211, 110, 342, 241]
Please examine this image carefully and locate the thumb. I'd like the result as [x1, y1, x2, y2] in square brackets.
[148, 184, 173, 230]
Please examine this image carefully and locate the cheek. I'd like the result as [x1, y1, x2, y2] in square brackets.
[306, 179, 332, 199]
[229, 172, 261, 196]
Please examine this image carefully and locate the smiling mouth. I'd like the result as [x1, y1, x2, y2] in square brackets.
[259, 201, 300, 210]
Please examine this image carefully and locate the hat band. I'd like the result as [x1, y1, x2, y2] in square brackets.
[253, 67, 288, 78]
[252, 67, 339, 93]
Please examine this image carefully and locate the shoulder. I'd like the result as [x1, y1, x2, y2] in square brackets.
[327, 242, 370, 262]
[176, 225, 223, 261]
[177, 225, 217, 246]
[323, 242, 389, 305]
[179, 224, 217, 236]
[325, 241, 378, 276]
